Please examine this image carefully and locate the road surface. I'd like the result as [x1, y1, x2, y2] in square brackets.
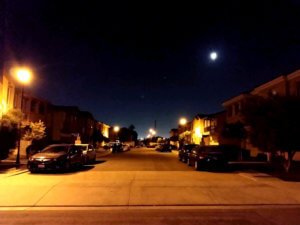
[0, 147, 299, 224]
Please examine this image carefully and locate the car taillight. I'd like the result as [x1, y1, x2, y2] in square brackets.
[199, 155, 207, 159]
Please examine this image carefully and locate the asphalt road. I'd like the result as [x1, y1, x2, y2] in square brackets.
[0, 147, 299, 224]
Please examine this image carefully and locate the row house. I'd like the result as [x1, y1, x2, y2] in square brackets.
[97, 122, 110, 138]
[0, 65, 17, 118]
[174, 112, 225, 147]
[14, 88, 51, 127]
[222, 69, 300, 157]
[190, 112, 225, 146]
[178, 121, 192, 145]
[47, 106, 96, 144]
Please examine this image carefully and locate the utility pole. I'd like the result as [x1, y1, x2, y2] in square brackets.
[154, 120, 156, 131]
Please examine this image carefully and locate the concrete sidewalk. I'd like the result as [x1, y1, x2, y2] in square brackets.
[0, 157, 28, 177]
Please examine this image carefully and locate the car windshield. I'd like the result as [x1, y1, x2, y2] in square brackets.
[42, 146, 68, 153]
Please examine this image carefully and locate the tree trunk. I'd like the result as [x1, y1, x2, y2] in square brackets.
[283, 151, 295, 173]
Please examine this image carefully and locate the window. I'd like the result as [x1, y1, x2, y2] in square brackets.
[30, 100, 37, 113]
[234, 103, 240, 115]
[39, 103, 45, 115]
[227, 106, 232, 117]
[22, 98, 28, 112]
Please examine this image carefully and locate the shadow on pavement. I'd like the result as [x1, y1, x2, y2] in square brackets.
[28, 165, 95, 176]
[0, 162, 27, 174]
[221, 162, 300, 182]
[256, 161, 300, 182]
[86, 160, 106, 165]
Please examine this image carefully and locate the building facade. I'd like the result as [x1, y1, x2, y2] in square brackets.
[0, 66, 16, 118]
[222, 69, 300, 157]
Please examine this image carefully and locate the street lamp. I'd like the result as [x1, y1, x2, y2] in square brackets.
[114, 126, 120, 132]
[15, 68, 32, 165]
[179, 118, 187, 125]
[113, 126, 120, 141]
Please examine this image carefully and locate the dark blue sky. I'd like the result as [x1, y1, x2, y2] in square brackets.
[4, 0, 300, 137]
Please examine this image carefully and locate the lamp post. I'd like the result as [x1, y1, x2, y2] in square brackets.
[113, 126, 120, 141]
[15, 68, 31, 165]
[179, 117, 188, 147]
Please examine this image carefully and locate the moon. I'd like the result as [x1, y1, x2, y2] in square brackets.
[210, 52, 218, 61]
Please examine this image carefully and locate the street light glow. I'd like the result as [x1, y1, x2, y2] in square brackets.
[17, 69, 31, 83]
[114, 126, 120, 132]
[179, 118, 187, 125]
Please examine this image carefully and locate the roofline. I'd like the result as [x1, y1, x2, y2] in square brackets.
[251, 75, 287, 94]
[222, 94, 250, 107]
[287, 69, 300, 80]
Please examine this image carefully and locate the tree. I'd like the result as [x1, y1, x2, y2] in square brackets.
[92, 129, 109, 145]
[242, 96, 300, 172]
[23, 120, 46, 141]
[118, 125, 138, 143]
[0, 109, 23, 160]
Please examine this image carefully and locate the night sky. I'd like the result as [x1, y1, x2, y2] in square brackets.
[4, 0, 300, 137]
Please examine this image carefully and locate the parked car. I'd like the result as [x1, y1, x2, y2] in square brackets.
[76, 144, 96, 163]
[188, 145, 242, 171]
[28, 144, 84, 172]
[122, 144, 131, 151]
[178, 144, 199, 163]
[156, 144, 172, 152]
[111, 143, 123, 152]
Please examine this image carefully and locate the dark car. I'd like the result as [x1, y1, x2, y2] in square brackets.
[156, 144, 172, 152]
[178, 144, 199, 163]
[188, 145, 242, 171]
[27, 144, 84, 172]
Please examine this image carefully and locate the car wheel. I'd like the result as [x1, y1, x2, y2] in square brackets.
[206, 159, 217, 171]
[195, 160, 200, 171]
[187, 158, 191, 166]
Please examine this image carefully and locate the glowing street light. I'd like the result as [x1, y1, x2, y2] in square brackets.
[114, 126, 120, 132]
[179, 118, 187, 125]
[152, 130, 156, 135]
[17, 69, 31, 84]
[13, 67, 32, 165]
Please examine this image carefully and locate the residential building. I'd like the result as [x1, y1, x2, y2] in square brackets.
[222, 69, 300, 157]
[0, 65, 16, 118]
[169, 128, 179, 148]
[97, 122, 110, 138]
[178, 121, 192, 145]
[14, 89, 51, 126]
[190, 112, 225, 146]
[47, 105, 95, 144]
